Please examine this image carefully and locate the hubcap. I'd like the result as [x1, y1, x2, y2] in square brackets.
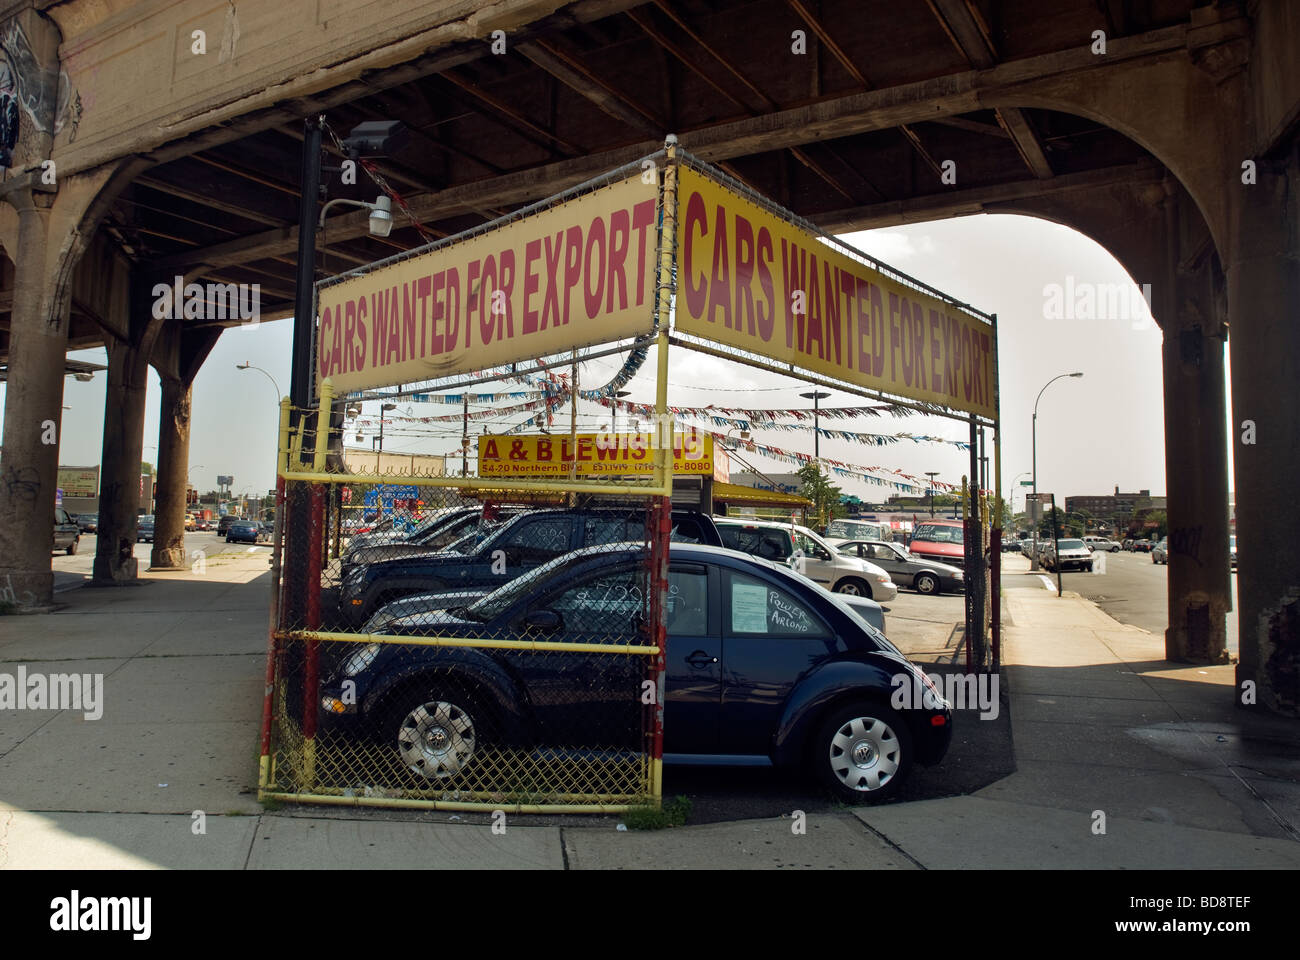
[397, 700, 476, 779]
[829, 716, 900, 792]
[838, 582, 861, 596]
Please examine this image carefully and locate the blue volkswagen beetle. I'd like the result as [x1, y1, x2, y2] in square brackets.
[320, 543, 951, 802]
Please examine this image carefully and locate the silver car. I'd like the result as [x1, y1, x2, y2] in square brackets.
[1151, 538, 1169, 564]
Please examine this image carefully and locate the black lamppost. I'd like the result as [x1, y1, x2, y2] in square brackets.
[373, 402, 397, 454]
[799, 390, 831, 460]
[925, 471, 940, 516]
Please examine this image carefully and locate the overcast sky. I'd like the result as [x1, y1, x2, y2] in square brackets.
[26, 212, 1235, 509]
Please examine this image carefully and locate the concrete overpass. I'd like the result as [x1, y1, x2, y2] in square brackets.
[0, 0, 1296, 714]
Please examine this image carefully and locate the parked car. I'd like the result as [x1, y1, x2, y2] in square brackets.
[1151, 538, 1168, 564]
[832, 538, 964, 595]
[339, 507, 723, 628]
[216, 515, 237, 536]
[54, 507, 81, 555]
[195, 517, 211, 531]
[1230, 535, 1237, 569]
[75, 513, 98, 534]
[1020, 538, 1036, 559]
[824, 518, 886, 542]
[1083, 535, 1120, 552]
[342, 506, 520, 574]
[1122, 539, 1135, 551]
[226, 520, 262, 544]
[1043, 538, 1094, 572]
[1131, 539, 1155, 553]
[714, 517, 897, 601]
[907, 518, 966, 569]
[137, 515, 155, 543]
[321, 542, 952, 802]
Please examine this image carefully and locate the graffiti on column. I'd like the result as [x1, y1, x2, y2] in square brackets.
[0, 19, 83, 168]
[3, 465, 40, 503]
[1169, 525, 1203, 566]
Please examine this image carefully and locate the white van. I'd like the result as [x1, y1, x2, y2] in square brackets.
[714, 517, 898, 601]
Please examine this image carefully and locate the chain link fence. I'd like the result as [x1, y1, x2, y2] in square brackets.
[259, 403, 674, 812]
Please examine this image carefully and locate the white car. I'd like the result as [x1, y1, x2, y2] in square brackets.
[714, 517, 898, 601]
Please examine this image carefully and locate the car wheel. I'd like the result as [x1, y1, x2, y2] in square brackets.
[914, 573, 939, 595]
[834, 577, 872, 599]
[66, 539, 78, 556]
[390, 693, 484, 780]
[813, 700, 913, 803]
[1111, 546, 1120, 552]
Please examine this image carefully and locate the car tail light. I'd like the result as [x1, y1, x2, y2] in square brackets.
[931, 715, 947, 726]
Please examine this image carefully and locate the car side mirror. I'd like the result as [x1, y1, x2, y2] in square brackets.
[523, 609, 562, 632]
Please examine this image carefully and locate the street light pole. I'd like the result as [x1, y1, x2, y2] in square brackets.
[1031, 372, 1083, 571]
[925, 471, 940, 516]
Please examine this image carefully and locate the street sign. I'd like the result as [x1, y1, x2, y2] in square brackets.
[1019, 479, 1034, 486]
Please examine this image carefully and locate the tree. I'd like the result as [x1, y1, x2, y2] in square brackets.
[797, 463, 846, 530]
[1143, 509, 1168, 539]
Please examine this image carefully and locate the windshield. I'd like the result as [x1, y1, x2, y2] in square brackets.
[1058, 539, 1086, 549]
[464, 542, 644, 620]
[913, 524, 962, 544]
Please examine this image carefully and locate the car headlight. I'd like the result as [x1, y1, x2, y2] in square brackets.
[341, 643, 382, 677]
[953, 570, 964, 579]
[874, 574, 890, 584]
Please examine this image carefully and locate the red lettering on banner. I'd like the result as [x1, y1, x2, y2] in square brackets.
[734, 214, 756, 335]
[888, 293, 902, 384]
[387, 287, 402, 365]
[465, 259, 480, 349]
[402, 281, 417, 363]
[823, 262, 841, 366]
[631, 199, 655, 306]
[606, 208, 630, 312]
[683, 191, 707, 319]
[708, 205, 731, 328]
[805, 255, 824, 361]
[479, 254, 497, 345]
[912, 306, 927, 390]
[961, 325, 973, 401]
[371, 290, 388, 366]
[840, 270, 857, 372]
[541, 231, 563, 329]
[481, 438, 499, 462]
[563, 225, 583, 325]
[979, 332, 991, 406]
[417, 275, 432, 358]
[577, 437, 593, 462]
[869, 283, 885, 377]
[756, 227, 775, 341]
[343, 299, 357, 374]
[929, 310, 942, 395]
[319, 307, 333, 379]
[898, 298, 914, 386]
[498, 249, 515, 340]
[445, 267, 460, 351]
[428, 272, 444, 356]
[584, 218, 606, 320]
[855, 278, 871, 374]
[355, 297, 367, 370]
[781, 240, 809, 351]
[537, 439, 552, 461]
[523, 237, 542, 335]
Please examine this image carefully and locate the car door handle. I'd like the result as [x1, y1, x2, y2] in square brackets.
[685, 651, 718, 667]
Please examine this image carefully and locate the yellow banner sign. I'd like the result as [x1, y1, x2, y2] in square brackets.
[316, 176, 660, 395]
[675, 167, 996, 419]
[478, 433, 714, 477]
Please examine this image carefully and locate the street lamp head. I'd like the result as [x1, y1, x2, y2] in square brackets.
[1069, 372, 1084, 378]
[368, 195, 393, 238]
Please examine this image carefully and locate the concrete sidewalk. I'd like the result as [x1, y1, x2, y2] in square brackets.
[1, 554, 1296, 869]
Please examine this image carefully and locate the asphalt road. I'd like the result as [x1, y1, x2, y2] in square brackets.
[1005, 547, 1239, 655]
[51, 531, 272, 591]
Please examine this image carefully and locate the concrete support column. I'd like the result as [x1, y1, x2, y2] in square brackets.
[1227, 146, 1300, 716]
[150, 378, 192, 569]
[1161, 259, 1231, 663]
[0, 192, 69, 607]
[91, 337, 150, 583]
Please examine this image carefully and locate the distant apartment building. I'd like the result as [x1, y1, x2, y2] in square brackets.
[1065, 487, 1166, 533]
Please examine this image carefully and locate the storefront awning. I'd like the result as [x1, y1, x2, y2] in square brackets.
[712, 482, 811, 509]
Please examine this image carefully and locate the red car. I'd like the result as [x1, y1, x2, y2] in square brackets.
[907, 518, 966, 569]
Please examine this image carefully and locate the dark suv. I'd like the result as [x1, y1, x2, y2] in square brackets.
[338, 507, 721, 628]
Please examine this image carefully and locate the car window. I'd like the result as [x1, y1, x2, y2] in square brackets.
[914, 524, 962, 543]
[500, 517, 572, 565]
[1059, 539, 1085, 549]
[867, 543, 896, 562]
[794, 532, 830, 560]
[669, 517, 706, 544]
[547, 567, 644, 631]
[726, 570, 829, 638]
[667, 567, 708, 635]
[719, 525, 793, 561]
[584, 516, 642, 547]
